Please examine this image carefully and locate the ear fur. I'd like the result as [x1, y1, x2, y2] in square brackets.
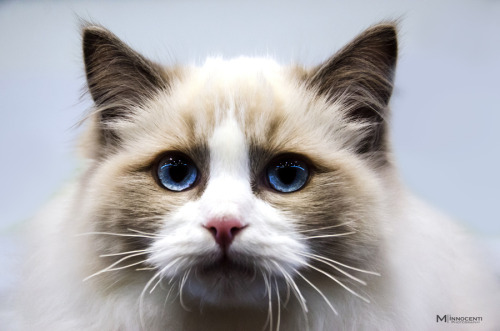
[307, 23, 398, 156]
[82, 24, 169, 148]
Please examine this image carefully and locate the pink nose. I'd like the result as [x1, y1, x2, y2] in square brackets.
[204, 218, 245, 249]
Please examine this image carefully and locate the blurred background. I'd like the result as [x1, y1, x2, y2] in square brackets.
[1, 0, 499, 300]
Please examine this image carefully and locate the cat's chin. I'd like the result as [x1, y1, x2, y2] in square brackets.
[179, 260, 274, 308]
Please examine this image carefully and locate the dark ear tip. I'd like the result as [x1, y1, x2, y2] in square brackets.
[363, 23, 398, 48]
[361, 22, 398, 62]
[82, 25, 114, 45]
[364, 22, 398, 38]
[82, 24, 123, 65]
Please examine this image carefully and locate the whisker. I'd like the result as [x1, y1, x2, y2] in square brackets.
[272, 262, 308, 314]
[304, 262, 370, 303]
[297, 252, 367, 285]
[295, 270, 338, 316]
[83, 251, 148, 281]
[179, 268, 192, 312]
[249, 264, 257, 283]
[283, 274, 291, 307]
[149, 276, 164, 294]
[156, 258, 181, 284]
[100, 249, 150, 257]
[139, 258, 182, 327]
[304, 252, 381, 276]
[127, 228, 162, 238]
[136, 267, 156, 271]
[103, 260, 148, 273]
[302, 231, 356, 240]
[76, 231, 157, 239]
[297, 222, 353, 233]
[140, 267, 166, 329]
[261, 272, 272, 331]
[164, 281, 177, 308]
[274, 277, 281, 331]
[268, 274, 273, 331]
[272, 262, 309, 331]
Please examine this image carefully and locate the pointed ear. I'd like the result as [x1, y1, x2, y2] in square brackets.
[307, 23, 398, 155]
[82, 25, 169, 146]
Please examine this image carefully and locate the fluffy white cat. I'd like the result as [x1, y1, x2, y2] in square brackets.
[12, 23, 500, 330]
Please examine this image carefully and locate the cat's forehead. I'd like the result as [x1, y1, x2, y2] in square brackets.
[134, 61, 280, 131]
[119, 56, 343, 169]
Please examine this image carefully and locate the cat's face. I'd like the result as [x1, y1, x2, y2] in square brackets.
[80, 24, 397, 308]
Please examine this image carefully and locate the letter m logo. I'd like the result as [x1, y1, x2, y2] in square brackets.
[436, 315, 447, 323]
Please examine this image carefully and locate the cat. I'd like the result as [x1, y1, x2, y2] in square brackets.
[12, 22, 500, 330]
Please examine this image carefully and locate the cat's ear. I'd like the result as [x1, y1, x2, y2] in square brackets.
[82, 25, 169, 148]
[306, 23, 397, 156]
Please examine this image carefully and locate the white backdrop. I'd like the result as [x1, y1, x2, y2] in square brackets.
[1, 0, 499, 298]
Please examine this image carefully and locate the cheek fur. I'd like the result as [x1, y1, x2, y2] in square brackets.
[85, 158, 197, 258]
[259, 157, 383, 275]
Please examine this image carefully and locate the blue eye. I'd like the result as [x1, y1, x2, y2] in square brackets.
[267, 158, 309, 193]
[157, 153, 198, 191]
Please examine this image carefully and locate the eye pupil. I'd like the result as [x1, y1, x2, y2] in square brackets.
[277, 167, 297, 185]
[169, 164, 189, 183]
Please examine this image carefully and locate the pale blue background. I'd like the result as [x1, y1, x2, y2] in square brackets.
[1, 0, 499, 300]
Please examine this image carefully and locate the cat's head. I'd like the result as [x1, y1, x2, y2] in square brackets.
[80, 23, 397, 308]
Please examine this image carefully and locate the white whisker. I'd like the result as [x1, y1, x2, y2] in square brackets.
[103, 260, 148, 273]
[302, 231, 356, 239]
[272, 262, 309, 331]
[272, 262, 308, 313]
[127, 228, 162, 238]
[304, 252, 381, 276]
[76, 231, 157, 239]
[149, 276, 163, 294]
[283, 274, 291, 307]
[139, 258, 181, 328]
[297, 252, 367, 285]
[139, 268, 165, 329]
[305, 262, 370, 303]
[268, 274, 273, 331]
[297, 222, 353, 233]
[261, 272, 272, 331]
[83, 251, 148, 281]
[249, 265, 257, 283]
[136, 266, 156, 271]
[164, 281, 177, 308]
[274, 277, 281, 331]
[100, 249, 150, 257]
[179, 269, 192, 312]
[295, 270, 338, 316]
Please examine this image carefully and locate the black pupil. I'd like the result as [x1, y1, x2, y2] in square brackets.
[277, 166, 297, 185]
[169, 162, 189, 183]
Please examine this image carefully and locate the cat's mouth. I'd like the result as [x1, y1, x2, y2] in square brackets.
[199, 255, 256, 279]
[181, 254, 270, 307]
